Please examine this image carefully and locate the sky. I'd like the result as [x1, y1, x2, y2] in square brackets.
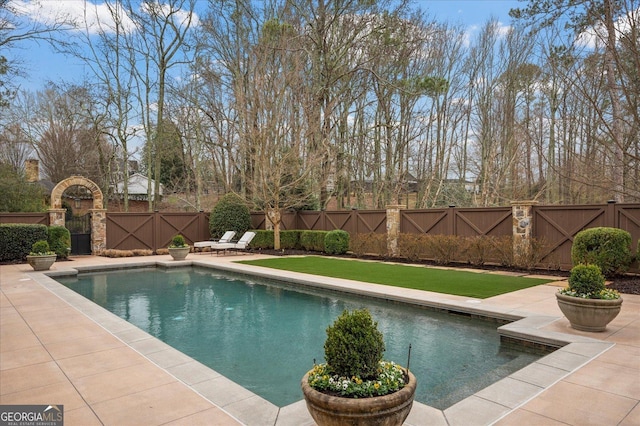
[8, 0, 522, 93]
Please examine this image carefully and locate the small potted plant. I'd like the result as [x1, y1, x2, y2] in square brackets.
[26, 240, 57, 271]
[556, 264, 623, 332]
[168, 234, 190, 260]
[301, 309, 416, 426]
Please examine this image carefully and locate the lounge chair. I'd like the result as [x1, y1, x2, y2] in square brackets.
[210, 231, 256, 255]
[194, 231, 236, 253]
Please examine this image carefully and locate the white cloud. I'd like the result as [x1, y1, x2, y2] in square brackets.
[575, 7, 639, 49]
[9, 0, 198, 36]
[9, 0, 135, 35]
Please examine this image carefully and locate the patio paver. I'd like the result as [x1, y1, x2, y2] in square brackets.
[1, 254, 638, 425]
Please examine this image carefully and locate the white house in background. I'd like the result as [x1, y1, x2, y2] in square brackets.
[114, 173, 163, 201]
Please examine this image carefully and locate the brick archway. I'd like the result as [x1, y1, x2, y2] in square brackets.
[49, 176, 107, 253]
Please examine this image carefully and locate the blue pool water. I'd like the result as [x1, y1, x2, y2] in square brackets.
[57, 266, 543, 408]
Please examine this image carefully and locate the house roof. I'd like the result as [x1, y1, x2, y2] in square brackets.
[114, 173, 163, 196]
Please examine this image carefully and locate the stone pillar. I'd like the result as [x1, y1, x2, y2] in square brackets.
[386, 204, 405, 257]
[48, 208, 66, 227]
[511, 201, 538, 261]
[90, 209, 108, 253]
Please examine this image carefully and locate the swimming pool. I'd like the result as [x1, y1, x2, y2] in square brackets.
[57, 266, 545, 409]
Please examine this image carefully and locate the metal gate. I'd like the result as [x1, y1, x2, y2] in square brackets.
[67, 213, 91, 255]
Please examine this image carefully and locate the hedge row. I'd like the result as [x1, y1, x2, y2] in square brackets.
[0, 224, 71, 261]
[251, 230, 349, 255]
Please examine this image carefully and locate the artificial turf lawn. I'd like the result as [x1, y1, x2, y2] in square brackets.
[239, 256, 554, 299]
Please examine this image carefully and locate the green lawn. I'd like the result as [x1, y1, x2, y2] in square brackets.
[238, 256, 554, 299]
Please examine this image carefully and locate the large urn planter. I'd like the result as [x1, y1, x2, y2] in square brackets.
[26, 254, 57, 271]
[556, 293, 623, 332]
[301, 370, 417, 426]
[168, 247, 190, 261]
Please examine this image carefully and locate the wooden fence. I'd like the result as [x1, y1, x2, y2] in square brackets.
[2, 203, 638, 271]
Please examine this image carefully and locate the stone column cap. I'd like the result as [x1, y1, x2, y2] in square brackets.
[510, 200, 539, 206]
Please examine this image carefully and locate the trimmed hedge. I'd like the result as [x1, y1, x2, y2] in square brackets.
[280, 230, 302, 249]
[0, 224, 48, 261]
[48, 226, 71, 259]
[300, 230, 327, 252]
[251, 230, 274, 249]
[571, 227, 632, 277]
[325, 230, 350, 255]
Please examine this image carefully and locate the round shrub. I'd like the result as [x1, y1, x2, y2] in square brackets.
[209, 193, 251, 239]
[324, 309, 385, 380]
[324, 230, 350, 255]
[30, 240, 51, 255]
[571, 227, 632, 277]
[48, 226, 70, 259]
[567, 264, 606, 296]
[169, 234, 187, 247]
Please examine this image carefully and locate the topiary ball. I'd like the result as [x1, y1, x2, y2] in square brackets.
[324, 309, 385, 380]
[568, 264, 606, 296]
[571, 227, 632, 277]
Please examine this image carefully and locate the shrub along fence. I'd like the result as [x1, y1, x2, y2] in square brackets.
[1, 202, 638, 271]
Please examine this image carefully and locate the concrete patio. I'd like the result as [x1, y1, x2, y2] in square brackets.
[1, 254, 638, 425]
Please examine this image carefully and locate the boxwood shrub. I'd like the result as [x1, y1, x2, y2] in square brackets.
[324, 230, 350, 255]
[571, 227, 632, 277]
[251, 230, 274, 249]
[280, 230, 301, 249]
[300, 230, 327, 252]
[48, 225, 71, 259]
[209, 193, 251, 239]
[0, 224, 48, 261]
[567, 264, 606, 296]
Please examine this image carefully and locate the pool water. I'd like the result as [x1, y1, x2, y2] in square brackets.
[58, 266, 543, 409]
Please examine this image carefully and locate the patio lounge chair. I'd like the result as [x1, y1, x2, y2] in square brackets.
[210, 231, 256, 255]
[194, 231, 236, 253]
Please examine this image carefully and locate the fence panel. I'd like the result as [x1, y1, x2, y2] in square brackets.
[401, 209, 450, 234]
[454, 207, 512, 237]
[156, 212, 209, 248]
[353, 210, 386, 234]
[297, 211, 324, 230]
[616, 204, 640, 250]
[106, 213, 156, 251]
[0, 213, 49, 225]
[107, 212, 209, 251]
[533, 204, 612, 270]
[251, 212, 267, 230]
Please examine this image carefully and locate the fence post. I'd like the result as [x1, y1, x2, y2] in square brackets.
[90, 209, 107, 253]
[386, 204, 405, 257]
[48, 208, 66, 227]
[606, 199, 617, 227]
[511, 200, 538, 262]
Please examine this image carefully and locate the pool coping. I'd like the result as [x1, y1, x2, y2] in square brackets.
[35, 259, 614, 426]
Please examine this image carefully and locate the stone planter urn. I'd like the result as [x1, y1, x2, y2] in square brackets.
[168, 247, 190, 261]
[301, 370, 417, 426]
[556, 293, 623, 332]
[26, 254, 57, 271]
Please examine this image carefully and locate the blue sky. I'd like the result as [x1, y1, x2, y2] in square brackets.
[10, 0, 521, 92]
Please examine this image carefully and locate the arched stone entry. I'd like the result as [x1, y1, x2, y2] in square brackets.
[49, 176, 107, 253]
